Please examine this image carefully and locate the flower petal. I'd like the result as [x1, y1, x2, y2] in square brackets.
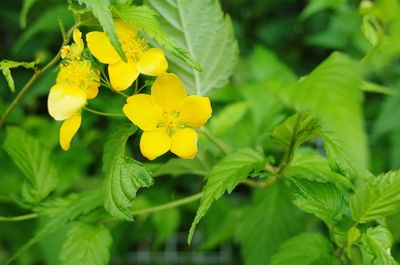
[179, 96, 212, 128]
[151, 73, 187, 111]
[86, 32, 121, 64]
[108, 61, 139, 91]
[60, 114, 82, 151]
[86, 86, 99, 99]
[114, 18, 139, 38]
[123, 94, 160, 131]
[137, 48, 168, 76]
[72, 28, 84, 54]
[48, 84, 86, 121]
[170, 128, 198, 159]
[140, 129, 171, 160]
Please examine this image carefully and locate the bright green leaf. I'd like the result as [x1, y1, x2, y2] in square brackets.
[271, 233, 340, 265]
[350, 171, 400, 223]
[209, 102, 248, 136]
[102, 124, 153, 220]
[188, 148, 264, 244]
[290, 178, 345, 224]
[116, 5, 200, 71]
[147, 0, 239, 95]
[0, 60, 37, 92]
[77, 0, 126, 61]
[60, 222, 112, 265]
[360, 226, 398, 265]
[3, 126, 59, 203]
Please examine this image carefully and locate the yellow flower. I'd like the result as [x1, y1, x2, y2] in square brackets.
[86, 19, 168, 91]
[60, 29, 84, 59]
[48, 29, 100, 150]
[123, 73, 212, 160]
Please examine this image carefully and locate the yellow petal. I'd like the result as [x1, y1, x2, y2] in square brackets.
[140, 129, 171, 160]
[137, 48, 168, 76]
[86, 32, 121, 64]
[60, 114, 82, 151]
[114, 18, 139, 38]
[123, 94, 160, 131]
[170, 128, 198, 159]
[86, 86, 99, 99]
[72, 28, 84, 54]
[179, 96, 212, 128]
[151, 73, 187, 111]
[108, 61, 139, 91]
[48, 84, 86, 121]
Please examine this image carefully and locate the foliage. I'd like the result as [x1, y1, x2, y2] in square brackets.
[1, 0, 400, 264]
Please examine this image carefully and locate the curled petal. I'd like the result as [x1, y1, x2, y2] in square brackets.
[140, 129, 171, 160]
[137, 48, 168, 76]
[151, 73, 187, 111]
[48, 84, 86, 121]
[179, 96, 212, 128]
[170, 128, 198, 159]
[123, 94, 160, 131]
[72, 28, 84, 54]
[60, 114, 82, 151]
[86, 86, 99, 100]
[86, 32, 121, 64]
[108, 61, 139, 91]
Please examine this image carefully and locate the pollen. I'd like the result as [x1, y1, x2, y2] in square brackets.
[57, 59, 99, 91]
[120, 35, 149, 62]
[157, 110, 183, 137]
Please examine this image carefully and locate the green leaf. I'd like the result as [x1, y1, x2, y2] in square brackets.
[188, 148, 264, 244]
[300, 0, 344, 20]
[154, 157, 211, 177]
[290, 178, 345, 224]
[147, 0, 239, 95]
[151, 208, 180, 246]
[5, 191, 101, 265]
[116, 5, 200, 71]
[3, 126, 59, 203]
[271, 233, 340, 265]
[350, 171, 400, 223]
[361, 81, 397, 95]
[102, 124, 153, 220]
[236, 183, 305, 265]
[0, 60, 37, 92]
[77, 0, 126, 61]
[360, 226, 398, 265]
[284, 52, 367, 179]
[209, 102, 248, 136]
[285, 148, 352, 189]
[271, 113, 320, 149]
[60, 222, 112, 265]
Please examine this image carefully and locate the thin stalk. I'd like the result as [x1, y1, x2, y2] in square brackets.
[84, 107, 125, 118]
[278, 113, 302, 173]
[242, 176, 277, 189]
[0, 213, 39, 222]
[132, 192, 203, 216]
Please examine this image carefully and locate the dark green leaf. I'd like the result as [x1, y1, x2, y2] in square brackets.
[60, 222, 112, 265]
[188, 148, 264, 243]
[3, 126, 59, 203]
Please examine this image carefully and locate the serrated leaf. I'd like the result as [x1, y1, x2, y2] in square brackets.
[271, 113, 320, 149]
[3, 126, 59, 203]
[290, 178, 345, 224]
[0, 60, 37, 92]
[147, 0, 239, 95]
[116, 5, 200, 71]
[102, 124, 153, 220]
[209, 102, 248, 136]
[271, 233, 340, 265]
[188, 148, 264, 244]
[284, 52, 367, 179]
[236, 183, 305, 265]
[5, 191, 101, 265]
[360, 226, 398, 265]
[154, 157, 210, 177]
[350, 171, 400, 223]
[285, 148, 352, 189]
[77, 0, 126, 61]
[60, 222, 112, 265]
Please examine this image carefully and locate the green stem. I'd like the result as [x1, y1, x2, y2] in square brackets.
[84, 107, 125, 118]
[0, 213, 39, 222]
[198, 127, 230, 155]
[0, 26, 77, 129]
[278, 113, 302, 173]
[242, 176, 277, 189]
[132, 192, 203, 216]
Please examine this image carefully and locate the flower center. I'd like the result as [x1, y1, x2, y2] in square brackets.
[57, 60, 99, 90]
[157, 110, 183, 137]
[120, 33, 149, 62]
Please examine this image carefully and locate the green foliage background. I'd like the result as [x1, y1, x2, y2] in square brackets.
[1, 0, 400, 265]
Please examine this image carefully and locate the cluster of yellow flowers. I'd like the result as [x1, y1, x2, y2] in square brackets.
[47, 19, 212, 160]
